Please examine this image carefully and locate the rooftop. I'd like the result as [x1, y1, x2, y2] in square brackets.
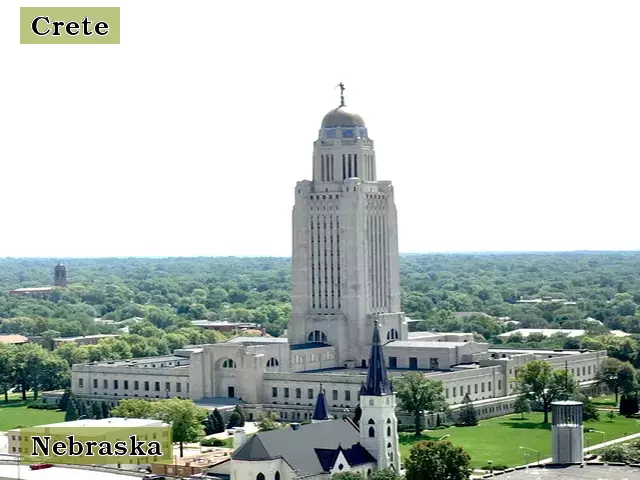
[11, 417, 165, 429]
[191, 320, 259, 327]
[0, 334, 28, 344]
[386, 340, 469, 348]
[9, 287, 53, 293]
[225, 336, 286, 345]
[489, 464, 640, 479]
[0, 464, 141, 480]
[53, 334, 120, 341]
[89, 355, 189, 367]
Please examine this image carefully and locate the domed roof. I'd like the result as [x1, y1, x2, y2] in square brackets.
[321, 107, 366, 128]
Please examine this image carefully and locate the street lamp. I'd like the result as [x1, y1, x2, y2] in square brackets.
[519, 446, 540, 466]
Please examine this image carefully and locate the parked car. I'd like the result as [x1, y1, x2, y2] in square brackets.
[30, 464, 54, 470]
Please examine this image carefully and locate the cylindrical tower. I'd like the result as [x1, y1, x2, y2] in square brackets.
[54, 263, 68, 288]
[551, 400, 584, 464]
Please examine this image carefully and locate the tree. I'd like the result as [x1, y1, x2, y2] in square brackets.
[65, 399, 79, 421]
[515, 360, 577, 423]
[597, 357, 625, 403]
[404, 439, 472, 480]
[0, 345, 16, 403]
[332, 473, 364, 480]
[572, 393, 599, 421]
[369, 469, 402, 480]
[111, 399, 157, 419]
[154, 398, 207, 457]
[212, 408, 225, 433]
[257, 411, 280, 432]
[456, 394, 478, 426]
[230, 405, 245, 427]
[59, 388, 71, 412]
[513, 395, 531, 419]
[227, 412, 243, 428]
[204, 409, 225, 435]
[620, 394, 639, 416]
[100, 401, 110, 418]
[91, 402, 103, 419]
[395, 372, 447, 436]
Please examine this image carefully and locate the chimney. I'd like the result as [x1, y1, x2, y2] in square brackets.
[233, 428, 247, 449]
[290, 423, 301, 431]
[551, 401, 584, 464]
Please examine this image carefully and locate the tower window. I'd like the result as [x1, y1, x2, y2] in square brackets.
[368, 426, 375, 437]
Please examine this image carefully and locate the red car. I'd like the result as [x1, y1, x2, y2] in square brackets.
[30, 464, 54, 470]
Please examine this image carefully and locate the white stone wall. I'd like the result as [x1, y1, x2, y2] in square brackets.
[231, 458, 302, 480]
[359, 394, 401, 471]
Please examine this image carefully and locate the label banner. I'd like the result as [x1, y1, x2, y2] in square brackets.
[20, 7, 120, 44]
[18, 426, 172, 465]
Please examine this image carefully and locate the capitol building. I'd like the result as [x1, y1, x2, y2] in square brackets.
[69, 91, 606, 430]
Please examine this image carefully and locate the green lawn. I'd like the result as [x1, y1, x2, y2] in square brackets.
[0, 398, 65, 431]
[592, 394, 617, 407]
[399, 412, 640, 468]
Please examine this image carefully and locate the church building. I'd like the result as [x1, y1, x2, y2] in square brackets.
[231, 321, 400, 479]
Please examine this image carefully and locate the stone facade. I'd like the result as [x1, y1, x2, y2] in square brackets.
[66, 98, 609, 439]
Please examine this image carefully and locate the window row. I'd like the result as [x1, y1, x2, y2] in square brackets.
[80, 378, 187, 394]
[271, 387, 352, 402]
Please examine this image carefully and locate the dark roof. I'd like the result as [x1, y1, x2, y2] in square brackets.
[290, 342, 329, 350]
[342, 443, 377, 466]
[312, 385, 332, 421]
[232, 419, 370, 475]
[361, 320, 392, 396]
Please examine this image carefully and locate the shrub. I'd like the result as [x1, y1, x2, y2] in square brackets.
[28, 401, 60, 410]
[201, 438, 227, 447]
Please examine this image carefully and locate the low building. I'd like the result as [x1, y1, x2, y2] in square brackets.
[499, 328, 586, 339]
[151, 449, 231, 478]
[52, 334, 121, 348]
[191, 320, 262, 333]
[0, 334, 28, 345]
[8, 286, 54, 298]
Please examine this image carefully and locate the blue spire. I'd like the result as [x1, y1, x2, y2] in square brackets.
[312, 384, 332, 422]
[361, 320, 392, 396]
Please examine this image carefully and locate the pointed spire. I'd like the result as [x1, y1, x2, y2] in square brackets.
[312, 383, 333, 423]
[361, 320, 392, 396]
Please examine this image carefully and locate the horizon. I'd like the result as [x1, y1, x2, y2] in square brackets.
[2, 249, 640, 261]
[2, 1, 640, 257]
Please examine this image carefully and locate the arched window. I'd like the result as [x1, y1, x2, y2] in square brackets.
[274, 473, 280, 480]
[308, 330, 328, 343]
[266, 357, 279, 367]
[368, 418, 375, 424]
[386, 329, 399, 340]
[367, 469, 372, 477]
[368, 426, 375, 437]
[386, 418, 391, 423]
[222, 359, 236, 368]
[256, 474, 265, 480]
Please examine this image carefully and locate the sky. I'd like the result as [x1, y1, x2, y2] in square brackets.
[1, 0, 639, 258]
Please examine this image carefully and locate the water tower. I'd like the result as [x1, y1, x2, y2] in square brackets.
[551, 400, 584, 464]
[54, 263, 68, 288]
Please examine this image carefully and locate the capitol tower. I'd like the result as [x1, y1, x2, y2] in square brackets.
[288, 85, 408, 365]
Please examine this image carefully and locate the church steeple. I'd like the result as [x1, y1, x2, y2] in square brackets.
[311, 384, 333, 423]
[361, 321, 392, 396]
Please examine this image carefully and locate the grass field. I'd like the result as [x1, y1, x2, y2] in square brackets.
[592, 394, 617, 407]
[399, 411, 640, 468]
[0, 397, 65, 431]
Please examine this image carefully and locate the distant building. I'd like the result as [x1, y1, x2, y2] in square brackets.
[52, 334, 121, 349]
[8, 263, 69, 298]
[191, 320, 262, 333]
[499, 328, 586, 339]
[54, 263, 68, 288]
[0, 334, 28, 345]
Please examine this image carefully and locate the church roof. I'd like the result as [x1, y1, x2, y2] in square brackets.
[232, 419, 372, 475]
[361, 321, 393, 396]
[321, 107, 366, 128]
[312, 385, 332, 421]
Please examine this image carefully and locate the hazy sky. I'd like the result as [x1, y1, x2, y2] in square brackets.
[2, 1, 639, 258]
